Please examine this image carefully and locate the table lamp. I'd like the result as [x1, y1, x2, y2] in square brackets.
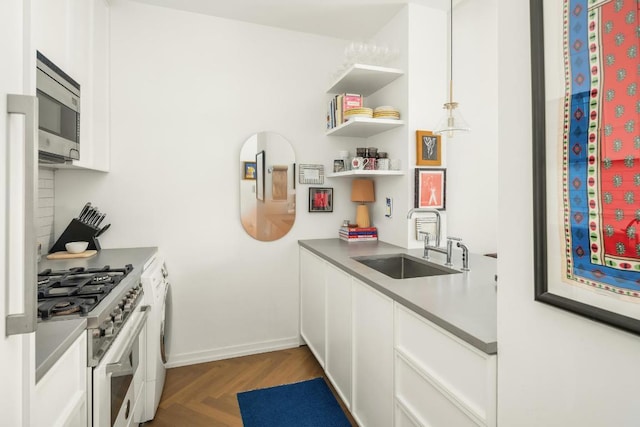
[351, 179, 375, 227]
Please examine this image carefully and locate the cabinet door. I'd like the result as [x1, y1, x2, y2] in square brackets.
[299, 248, 326, 367]
[325, 263, 352, 407]
[86, 0, 110, 171]
[352, 279, 393, 427]
[35, 332, 88, 427]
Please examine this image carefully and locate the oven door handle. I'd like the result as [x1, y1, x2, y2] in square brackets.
[106, 305, 150, 375]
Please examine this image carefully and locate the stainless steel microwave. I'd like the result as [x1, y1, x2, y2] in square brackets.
[36, 51, 80, 163]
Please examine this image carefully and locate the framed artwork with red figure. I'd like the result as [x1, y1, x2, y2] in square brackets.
[309, 187, 333, 212]
[414, 168, 446, 210]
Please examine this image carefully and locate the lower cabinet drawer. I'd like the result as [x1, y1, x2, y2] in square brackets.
[395, 354, 480, 427]
[395, 305, 496, 425]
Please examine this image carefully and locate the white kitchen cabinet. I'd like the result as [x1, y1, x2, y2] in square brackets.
[352, 279, 394, 427]
[34, 332, 89, 427]
[299, 248, 326, 367]
[394, 304, 497, 427]
[32, 0, 111, 172]
[325, 262, 352, 407]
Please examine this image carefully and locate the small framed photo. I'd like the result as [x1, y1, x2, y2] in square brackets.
[416, 130, 442, 166]
[309, 187, 333, 212]
[414, 168, 446, 210]
[333, 159, 345, 173]
[243, 161, 257, 180]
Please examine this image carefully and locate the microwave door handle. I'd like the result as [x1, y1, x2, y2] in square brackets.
[106, 306, 150, 375]
[6, 94, 38, 336]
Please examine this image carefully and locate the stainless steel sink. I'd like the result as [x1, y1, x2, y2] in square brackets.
[353, 254, 460, 279]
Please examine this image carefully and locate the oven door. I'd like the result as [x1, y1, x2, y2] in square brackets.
[94, 305, 149, 427]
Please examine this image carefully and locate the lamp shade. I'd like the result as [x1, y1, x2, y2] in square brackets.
[351, 179, 375, 203]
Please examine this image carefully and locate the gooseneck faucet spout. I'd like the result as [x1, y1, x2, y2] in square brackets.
[407, 208, 442, 247]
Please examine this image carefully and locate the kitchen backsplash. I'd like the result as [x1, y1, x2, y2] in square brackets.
[37, 167, 55, 254]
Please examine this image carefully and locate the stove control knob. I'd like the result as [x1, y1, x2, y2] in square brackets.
[123, 300, 133, 312]
[102, 321, 114, 337]
[112, 308, 123, 323]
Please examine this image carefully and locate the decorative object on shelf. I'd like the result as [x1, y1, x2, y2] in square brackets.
[341, 41, 399, 70]
[333, 159, 345, 173]
[351, 179, 375, 227]
[298, 164, 324, 184]
[256, 150, 265, 201]
[414, 168, 446, 210]
[530, 0, 640, 335]
[309, 187, 333, 212]
[416, 130, 442, 166]
[344, 107, 373, 120]
[243, 161, 257, 180]
[373, 106, 400, 120]
[434, 0, 471, 138]
[350, 157, 369, 170]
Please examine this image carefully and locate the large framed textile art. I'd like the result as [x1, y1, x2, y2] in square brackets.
[531, 0, 640, 334]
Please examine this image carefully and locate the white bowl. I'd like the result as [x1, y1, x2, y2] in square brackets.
[65, 241, 89, 254]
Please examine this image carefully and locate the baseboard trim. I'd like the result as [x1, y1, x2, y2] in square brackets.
[165, 336, 303, 368]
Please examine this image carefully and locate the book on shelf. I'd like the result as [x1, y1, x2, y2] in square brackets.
[339, 235, 378, 242]
[328, 93, 363, 129]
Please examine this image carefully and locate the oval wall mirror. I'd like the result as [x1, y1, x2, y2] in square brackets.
[240, 132, 296, 241]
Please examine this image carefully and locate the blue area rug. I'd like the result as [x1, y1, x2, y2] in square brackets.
[237, 377, 351, 427]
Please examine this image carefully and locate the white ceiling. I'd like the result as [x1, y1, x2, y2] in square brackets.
[131, 0, 453, 40]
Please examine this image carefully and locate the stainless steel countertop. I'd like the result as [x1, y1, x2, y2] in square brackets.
[299, 239, 497, 354]
[35, 247, 158, 380]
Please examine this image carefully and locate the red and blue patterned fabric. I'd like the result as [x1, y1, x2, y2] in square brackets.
[563, 0, 639, 297]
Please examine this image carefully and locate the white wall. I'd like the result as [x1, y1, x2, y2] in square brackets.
[54, 0, 348, 366]
[444, 0, 499, 256]
[497, 0, 640, 425]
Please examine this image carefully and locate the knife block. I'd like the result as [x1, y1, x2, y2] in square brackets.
[49, 219, 102, 253]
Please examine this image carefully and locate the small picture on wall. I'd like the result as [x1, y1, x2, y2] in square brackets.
[414, 168, 446, 210]
[309, 187, 333, 212]
[243, 161, 257, 180]
[416, 130, 442, 166]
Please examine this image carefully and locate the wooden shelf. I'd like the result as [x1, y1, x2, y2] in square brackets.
[327, 64, 404, 97]
[327, 170, 404, 178]
[326, 117, 404, 138]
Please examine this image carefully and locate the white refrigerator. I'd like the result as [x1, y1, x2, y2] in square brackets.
[1, 0, 38, 425]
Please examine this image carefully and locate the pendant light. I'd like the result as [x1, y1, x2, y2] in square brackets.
[434, 0, 470, 138]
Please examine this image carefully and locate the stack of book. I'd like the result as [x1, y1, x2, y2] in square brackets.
[339, 226, 378, 242]
[327, 93, 363, 129]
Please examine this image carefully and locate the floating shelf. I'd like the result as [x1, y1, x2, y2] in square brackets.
[326, 117, 404, 138]
[327, 170, 404, 178]
[327, 64, 404, 97]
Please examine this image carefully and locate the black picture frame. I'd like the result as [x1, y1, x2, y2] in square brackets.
[308, 187, 333, 212]
[256, 150, 265, 202]
[530, 0, 640, 336]
[414, 168, 446, 210]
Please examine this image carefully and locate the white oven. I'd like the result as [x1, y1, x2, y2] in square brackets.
[93, 304, 149, 427]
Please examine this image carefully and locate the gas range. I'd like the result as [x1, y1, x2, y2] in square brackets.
[37, 264, 145, 366]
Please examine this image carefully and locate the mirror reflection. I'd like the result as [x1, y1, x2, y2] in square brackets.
[240, 132, 296, 241]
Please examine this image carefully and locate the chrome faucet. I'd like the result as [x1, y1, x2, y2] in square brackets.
[407, 208, 441, 247]
[408, 208, 470, 270]
[419, 232, 456, 266]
